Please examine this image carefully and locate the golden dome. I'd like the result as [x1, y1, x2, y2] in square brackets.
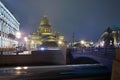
[40, 16, 51, 26]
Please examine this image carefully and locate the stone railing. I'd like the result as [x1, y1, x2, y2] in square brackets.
[0, 48, 16, 54]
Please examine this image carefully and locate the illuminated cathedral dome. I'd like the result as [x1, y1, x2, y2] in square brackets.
[38, 16, 52, 35]
[40, 16, 51, 26]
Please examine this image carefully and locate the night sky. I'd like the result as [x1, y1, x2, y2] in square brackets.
[1, 0, 120, 42]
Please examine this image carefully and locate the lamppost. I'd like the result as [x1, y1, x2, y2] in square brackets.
[24, 37, 28, 50]
[15, 31, 21, 47]
[58, 40, 63, 47]
[80, 40, 85, 53]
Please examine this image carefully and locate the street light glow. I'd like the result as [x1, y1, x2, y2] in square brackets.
[100, 41, 105, 47]
[80, 40, 85, 45]
[58, 40, 63, 45]
[24, 37, 28, 42]
[16, 31, 21, 39]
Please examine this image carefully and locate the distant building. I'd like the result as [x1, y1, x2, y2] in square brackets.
[28, 16, 65, 48]
[0, 1, 20, 48]
[98, 26, 120, 47]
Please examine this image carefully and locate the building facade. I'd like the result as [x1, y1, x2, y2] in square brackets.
[0, 1, 20, 49]
[28, 16, 65, 49]
[98, 26, 120, 47]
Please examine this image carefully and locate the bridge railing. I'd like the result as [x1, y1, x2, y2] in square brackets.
[67, 47, 115, 59]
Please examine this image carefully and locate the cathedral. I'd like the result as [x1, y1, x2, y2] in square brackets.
[28, 16, 65, 48]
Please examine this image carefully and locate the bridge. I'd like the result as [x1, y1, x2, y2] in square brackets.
[66, 47, 115, 70]
[0, 47, 114, 79]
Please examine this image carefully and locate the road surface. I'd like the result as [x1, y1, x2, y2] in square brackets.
[0, 64, 111, 80]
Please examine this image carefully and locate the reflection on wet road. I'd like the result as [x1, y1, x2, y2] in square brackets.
[0, 64, 111, 80]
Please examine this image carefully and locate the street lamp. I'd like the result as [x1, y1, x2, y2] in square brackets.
[15, 31, 22, 47]
[100, 41, 105, 47]
[80, 40, 85, 53]
[24, 37, 28, 50]
[24, 37, 28, 42]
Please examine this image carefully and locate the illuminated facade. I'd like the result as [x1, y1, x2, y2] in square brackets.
[28, 16, 65, 48]
[38, 16, 52, 35]
[0, 1, 20, 48]
[98, 26, 120, 47]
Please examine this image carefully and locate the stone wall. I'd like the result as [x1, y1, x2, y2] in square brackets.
[111, 48, 120, 80]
